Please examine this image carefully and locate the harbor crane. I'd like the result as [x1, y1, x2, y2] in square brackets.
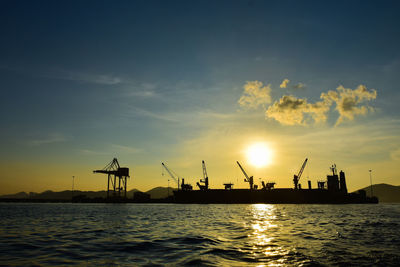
[236, 161, 255, 190]
[197, 160, 209, 190]
[293, 158, 308, 189]
[161, 162, 180, 190]
[93, 158, 129, 199]
[161, 163, 193, 191]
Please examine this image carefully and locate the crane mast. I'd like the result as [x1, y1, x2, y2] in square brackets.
[197, 160, 209, 190]
[293, 158, 308, 189]
[236, 161, 254, 190]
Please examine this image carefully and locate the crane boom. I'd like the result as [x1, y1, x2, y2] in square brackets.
[236, 161, 254, 189]
[202, 160, 208, 180]
[297, 158, 308, 179]
[161, 162, 180, 189]
[293, 158, 308, 189]
[237, 161, 250, 180]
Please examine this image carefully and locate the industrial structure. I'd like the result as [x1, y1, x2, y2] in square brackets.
[196, 160, 209, 190]
[93, 158, 130, 199]
[161, 162, 180, 190]
[237, 161, 255, 189]
[162, 162, 193, 191]
[171, 159, 377, 204]
[327, 164, 348, 193]
[293, 158, 308, 189]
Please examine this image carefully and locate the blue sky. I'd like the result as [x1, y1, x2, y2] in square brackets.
[1, 0, 400, 193]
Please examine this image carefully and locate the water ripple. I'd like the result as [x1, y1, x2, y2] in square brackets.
[0, 203, 399, 266]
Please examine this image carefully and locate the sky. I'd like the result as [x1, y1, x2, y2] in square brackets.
[1, 0, 400, 194]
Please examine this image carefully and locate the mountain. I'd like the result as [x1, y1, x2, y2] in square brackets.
[0, 189, 140, 200]
[3, 184, 398, 202]
[145, 187, 175, 199]
[354, 183, 400, 203]
[127, 189, 141, 198]
[0, 191, 29, 199]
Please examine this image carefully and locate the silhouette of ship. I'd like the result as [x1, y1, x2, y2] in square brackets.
[166, 160, 379, 204]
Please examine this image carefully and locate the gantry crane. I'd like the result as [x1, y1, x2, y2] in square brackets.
[293, 158, 308, 189]
[93, 158, 130, 199]
[197, 160, 209, 190]
[236, 161, 255, 190]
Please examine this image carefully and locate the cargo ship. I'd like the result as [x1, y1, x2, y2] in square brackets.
[165, 160, 378, 204]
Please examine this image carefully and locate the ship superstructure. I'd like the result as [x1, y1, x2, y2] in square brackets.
[171, 160, 378, 204]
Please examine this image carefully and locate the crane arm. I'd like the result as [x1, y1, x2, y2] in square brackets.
[237, 161, 250, 181]
[93, 170, 118, 175]
[161, 163, 180, 186]
[297, 158, 308, 180]
[202, 160, 208, 180]
[100, 158, 120, 171]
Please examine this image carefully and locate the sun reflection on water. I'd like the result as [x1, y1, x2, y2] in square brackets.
[247, 204, 289, 263]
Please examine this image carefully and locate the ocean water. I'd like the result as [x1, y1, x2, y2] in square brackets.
[0, 203, 400, 266]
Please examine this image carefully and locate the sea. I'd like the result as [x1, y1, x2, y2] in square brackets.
[0, 203, 399, 266]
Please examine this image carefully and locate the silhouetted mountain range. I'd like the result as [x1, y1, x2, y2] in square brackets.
[355, 183, 400, 203]
[0, 187, 176, 200]
[1, 184, 399, 202]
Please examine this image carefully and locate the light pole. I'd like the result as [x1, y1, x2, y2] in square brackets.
[72, 176, 75, 200]
[369, 170, 373, 197]
[168, 179, 170, 197]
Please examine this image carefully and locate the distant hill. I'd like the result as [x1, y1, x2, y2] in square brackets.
[354, 183, 400, 203]
[145, 187, 175, 199]
[0, 188, 160, 200]
[3, 184, 398, 202]
[0, 191, 29, 199]
[0, 189, 141, 200]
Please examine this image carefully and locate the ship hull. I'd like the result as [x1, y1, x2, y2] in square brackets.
[173, 189, 378, 204]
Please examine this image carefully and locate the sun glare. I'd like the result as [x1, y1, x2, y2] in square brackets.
[246, 143, 273, 168]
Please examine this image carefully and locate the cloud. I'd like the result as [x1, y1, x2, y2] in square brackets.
[59, 71, 122, 85]
[261, 83, 377, 126]
[111, 144, 142, 154]
[293, 82, 306, 89]
[80, 144, 142, 156]
[238, 81, 272, 109]
[130, 107, 179, 122]
[280, 79, 290, 88]
[28, 134, 67, 146]
[80, 149, 108, 156]
[322, 85, 377, 125]
[0, 64, 123, 85]
[265, 95, 330, 125]
[128, 90, 157, 98]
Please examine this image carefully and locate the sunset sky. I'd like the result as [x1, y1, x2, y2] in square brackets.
[1, 0, 400, 194]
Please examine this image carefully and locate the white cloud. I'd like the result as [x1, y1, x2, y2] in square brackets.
[265, 95, 330, 125]
[238, 81, 272, 109]
[321, 85, 377, 125]
[280, 79, 290, 88]
[253, 82, 378, 126]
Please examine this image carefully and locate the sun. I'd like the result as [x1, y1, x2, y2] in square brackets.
[246, 143, 273, 168]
